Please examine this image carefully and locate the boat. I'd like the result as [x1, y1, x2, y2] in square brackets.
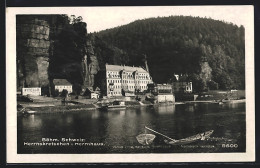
[143, 126, 214, 145]
[218, 102, 224, 105]
[136, 126, 156, 145]
[98, 100, 126, 110]
[107, 100, 126, 109]
[23, 110, 37, 115]
[164, 130, 214, 145]
[96, 99, 110, 110]
[136, 134, 156, 145]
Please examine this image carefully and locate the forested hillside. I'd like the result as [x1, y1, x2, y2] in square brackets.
[96, 16, 245, 91]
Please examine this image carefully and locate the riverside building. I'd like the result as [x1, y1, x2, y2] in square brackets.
[105, 64, 153, 97]
[53, 79, 73, 93]
[172, 74, 193, 93]
[156, 84, 175, 103]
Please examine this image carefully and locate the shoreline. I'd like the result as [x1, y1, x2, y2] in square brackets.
[18, 99, 246, 115]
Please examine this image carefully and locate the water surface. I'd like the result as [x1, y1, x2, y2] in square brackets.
[18, 102, 246, 153]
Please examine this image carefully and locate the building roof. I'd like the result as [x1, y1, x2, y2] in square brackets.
[106, 64, 148, 73]
[53, 79, 72, 86]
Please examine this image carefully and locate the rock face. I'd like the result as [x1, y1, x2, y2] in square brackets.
[16, 15, 126, 95]
[86, 37, 100, 87]
[17, 16, 50, 90]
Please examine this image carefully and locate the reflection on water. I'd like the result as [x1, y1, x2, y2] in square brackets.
[157, 105, 175, 114]
[18, 102, 246, 153]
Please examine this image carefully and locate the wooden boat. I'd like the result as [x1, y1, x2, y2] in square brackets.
[164, 130, 214, 145]
[98, 100, 126, 110]
[107, 100, 126, 110]
[144, 126, 214, 145]
[136, 134, 156, 145]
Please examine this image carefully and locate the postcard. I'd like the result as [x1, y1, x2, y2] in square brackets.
[6, 6, 255, 163]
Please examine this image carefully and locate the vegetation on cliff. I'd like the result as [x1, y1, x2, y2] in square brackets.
[48, 15, 129, 94]
[96, 16, 245, 91]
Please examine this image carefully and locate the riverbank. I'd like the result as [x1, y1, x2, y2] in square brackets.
[17, 95, 245, 114]
[184, 99, 246, 104]
[19, 104, 96, 114]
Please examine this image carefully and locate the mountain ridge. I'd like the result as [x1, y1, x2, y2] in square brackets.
[95, 15, 245, 91]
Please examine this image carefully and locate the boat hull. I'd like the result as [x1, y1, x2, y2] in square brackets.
[136, 134, 156, 145]
[164, 130, 214, 145]
[107, 105, 126, 110]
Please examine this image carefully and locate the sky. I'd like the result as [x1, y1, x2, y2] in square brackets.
[63, 6, 252, 32]
[7, 6, 252, 33]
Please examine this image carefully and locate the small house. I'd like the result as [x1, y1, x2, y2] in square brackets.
[53, 79, 73, 93]
[157, 84, 175, 103]
[171, 74, 193, 93]
[22, 87, 41, 96]
[84, 87, 100, 99]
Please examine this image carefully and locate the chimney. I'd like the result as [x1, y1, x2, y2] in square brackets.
[144, 54, 149, 73]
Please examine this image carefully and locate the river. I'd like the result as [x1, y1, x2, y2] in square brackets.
[17, 102, 246, 153]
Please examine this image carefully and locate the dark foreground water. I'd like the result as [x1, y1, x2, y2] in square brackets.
[18, 102, 246, 154]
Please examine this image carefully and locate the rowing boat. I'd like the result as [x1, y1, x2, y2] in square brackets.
[136, 134, 156, 145]
[164, 130, 214, 145]
[143, 126, 214, 145]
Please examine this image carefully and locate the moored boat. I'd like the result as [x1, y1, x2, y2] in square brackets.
[107, 100, 126, 109]
[164, 130, 214, 145]
[141, 126, 214, 146]
[23, 110, 37, 115]
[98, 100, 126, 110]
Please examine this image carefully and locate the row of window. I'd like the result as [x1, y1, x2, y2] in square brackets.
[108, 79, 121, 83]
[107, 71, 151, 78]
[23, 88, 40, 91]
[107, 75, 151, 80]
[107, 71, 119, 75]
[55, 86, 71, 89]
[108, 85, 148, 90]
[108, 74, 120, 78]
[108, 91, 121, 95]
[122, 80, 134, 84]
[107, 79, 151, 84]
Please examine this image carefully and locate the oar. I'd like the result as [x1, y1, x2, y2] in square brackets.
[145, 126, 175, 141]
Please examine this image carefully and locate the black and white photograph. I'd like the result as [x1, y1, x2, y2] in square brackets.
[6, 6, 254, 163]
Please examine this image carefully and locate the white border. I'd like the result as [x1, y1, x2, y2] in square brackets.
[6, 6, 255, 163]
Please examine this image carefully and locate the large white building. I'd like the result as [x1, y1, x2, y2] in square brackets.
[105, 64, 153, 97]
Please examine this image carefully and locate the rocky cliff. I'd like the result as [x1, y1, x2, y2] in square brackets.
[17, 15, 51, 90]
[16, 15, 120, 95]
